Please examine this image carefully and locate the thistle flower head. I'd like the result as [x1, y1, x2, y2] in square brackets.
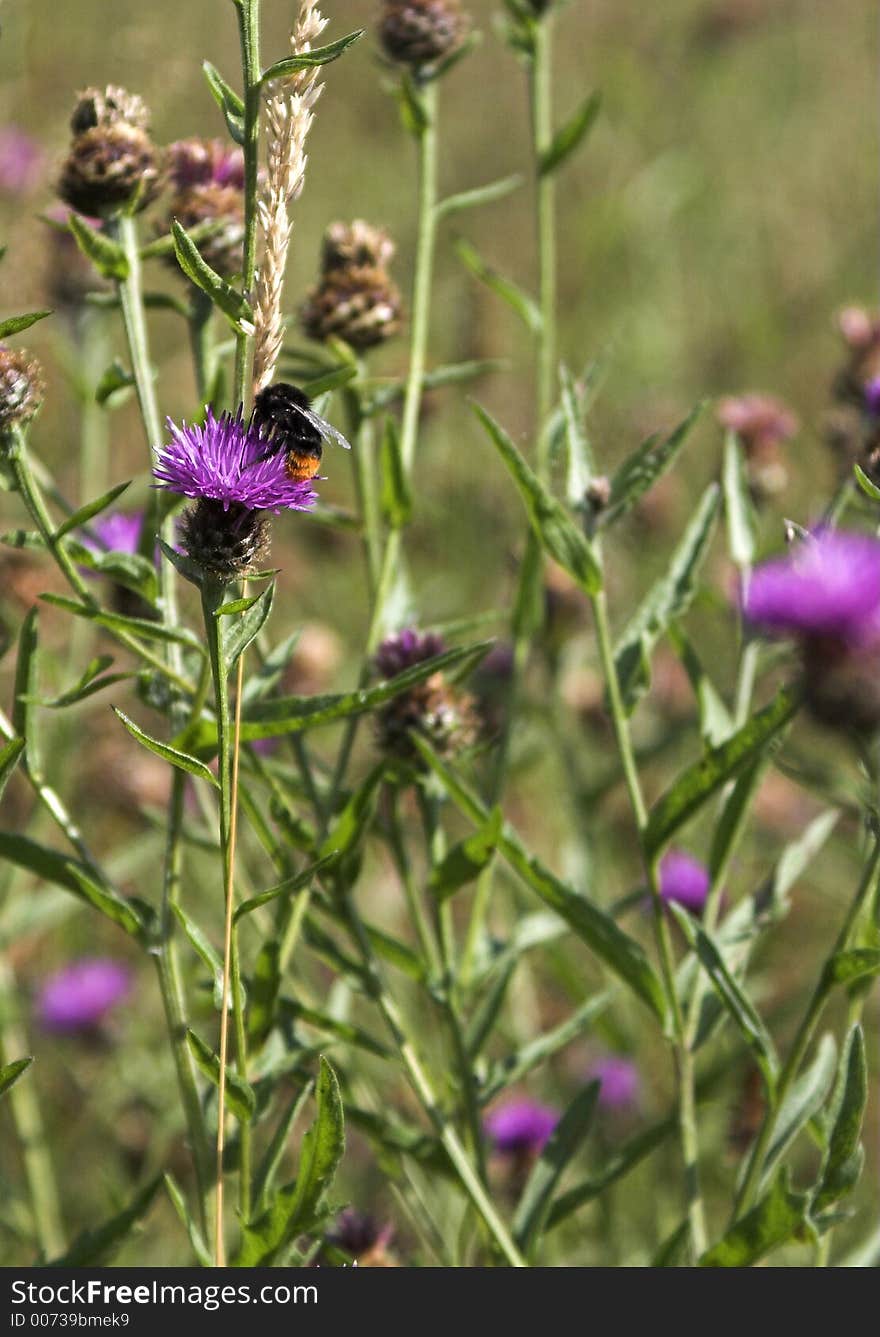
[166, 138, 245, 192]
[743, 530, 880, 649]
[163, 139, 246, 280]
[374, 628, 478, 762]
[321, 220, 395, 273]
[717, 393, 799, 456]
[587, 1056, 641, 1112]
[324, 1209, 397, 1266]
[153, 408, 318, 514]
[70, 85, 151, 134]
[375, 627, 446, 678]
[864, 376, 880, 417]
[0, 126, 44, 196]
[301, 265, 402, 350]
[484, 1100, 558, 1155]
[83, 510, 144, 555]
[0, 345, 45, 431]
[59, 86, 160, 217]
[378, 0, 470, 72]
[37, 958, 131, 1033]
[659, 848, 710, 914]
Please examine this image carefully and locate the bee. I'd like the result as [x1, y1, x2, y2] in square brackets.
[250, 381, 351, 481]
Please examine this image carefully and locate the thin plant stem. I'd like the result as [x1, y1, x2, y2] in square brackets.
[530, 10, 557, 475]
[400, 80, 438, 478]
[233, 0, 262, 408]
[343, 379, 381, 597]
[734, 835, 880, 1219]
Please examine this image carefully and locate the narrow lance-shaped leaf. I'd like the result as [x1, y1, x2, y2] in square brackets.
[380, 415, 412, 529]
[0, 310, 52, 339]
[853, 463, 880, 503]
[813, 1025, 867, 1215]
[202, 61, 245, 144]
[760, 1033, 837, 1191]
[455, 238, 542, 334]
[171, 220, 253, 331]
[260, 29, 365, 83]
[723, 431, 757, 568]
[435, 174, 523, 220]
[539, 90, 601, 176]
[512, 1082, 600, 1255]
[0, 833, 146, 940]
[644, 685, 800, 858]
[68, 214, 128, 280]
[428, 807, 502, 902]
[220, 580, 275, 670]
[112, 709, 219, 787]
[0, 737, 25, 805]
[45, 1176, 164, 1268]
[474, 401, 601, 594]
[54, 480, 132, 541]
[0, 1056, 32, 1098]
[699, 1171, 809, 1268]
[601, 402, 705, 528]
[185, 1030, 255, 1123]
[164, 1174, 212, 1268]
[614, 483, 720, 711]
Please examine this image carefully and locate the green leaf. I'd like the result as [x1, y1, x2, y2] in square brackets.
[220, 581, 275, 670]
[0, 833, 145, 939]
[184, 641, 491, 749]
[0, 310, 52, 339]
[0, 736, 25, 804]
[512, 1082, 600, 1256]
[234, 854, 338, 924]
[539, 90, 601, 176]
[31, 655, 133, 710]
[412, 735, 668, 1022]
[853, 463, 880, 503]
[824, 948, 880, 988]
[474, 401, 601, 594]
[380, 415, 412, 529]
[40, 593, 201, 651]
[547, 1118, 673, 1229]
[94, 361, 135, 409]
[670, 906, 778, 1079]
[278, 999, 391, 1060]
[614, 484, 720, 711]
[435, 174, 523, 220]
[253, 1081, 315, 1213]
[481, 991, 614, 1100]
[455, 238, 542, 333]
[260, 30, 365, 83]
[68, 214, 129, 280]
[300, 362, 358, 397]
[560, 363, 598, 508]
[45, 1176, 163, 1267]
[644, 685, 800, 857]
[318, 766, 384, 863]
[397, 73, 429, 138]
[652, 1220, 691, 1267]
[668, 625, 733, 747]
[112, 708, 219, 787]
[602, 403, 705, 527]
[365, 359, 506, 411]
[171, 220, 253, 331]
[185, 1030, 255, 1123]
[171, 903, 223, 1008]
[202, 61, 245, 144]
[236, 1056, 344, 1265]
[428, 807, 502, 902]
[699, 1171, 809, 1267]
[723, 431, 757, 568]
[13, 606, 40, 767]
[164, 1174, 212, 1268]
[813, 1026, 867, 1214]
[54, 481, 132, 541]
[247, 939, 281, 1048]
[761, 1033, 837, 1189]
[0, 1056, 32, 1098]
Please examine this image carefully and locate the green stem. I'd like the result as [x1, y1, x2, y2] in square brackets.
[233, 0, 262, 407]
[189, 290, 216, 406]
[734, 837, 880, 1219]
[0, 955, 65, 1259]
[343, 379, 381, 597]
[530, 11, 557, 476]
[400, 81, 438, 478]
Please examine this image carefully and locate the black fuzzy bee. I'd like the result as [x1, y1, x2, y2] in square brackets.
[251, 381, 350, 481]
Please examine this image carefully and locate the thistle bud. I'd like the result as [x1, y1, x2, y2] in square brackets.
[0, 345, 45, 431]
[374, 629, 478, 763]
[378, 0, 469, 72]
[58, 85, 161, 218]
[302, 220, 402, 350]
[178, 499, 270, 583]
[162, 139, 245, 280]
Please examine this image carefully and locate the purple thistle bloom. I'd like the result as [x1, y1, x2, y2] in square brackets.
[37, 958, 131, 1033]
[82, 510, 143, 556]
[743, 531, 880, 649]
[865, 376, 880, 417]
[484, 1099, 559, 1154]
[166, 138, 245, 192]
[659, 848, 710, 914]
[0, 126, 44, 195]
[153, 408, 317, 514]
[375, 628, 446, 678]
[587, 1056, 641, 1112]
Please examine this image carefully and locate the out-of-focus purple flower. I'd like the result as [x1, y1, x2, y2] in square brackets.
[0, 126, 44, 196]
[484, 1099, 558, 1154]
[82, 510, 143, 556]
[153, 409, 318, 513]
[864, 376, 880, 417]
[659, 848, 710, 914]
[587, 1056, 640, 1112]
[166, 138, 245, 192]
[325, 1209, 394, 1259]
[743, 531, 880, 649]
[717, 393, 798, 454]
[37, 958, 131, 1033]
[374, 628, 445, 679]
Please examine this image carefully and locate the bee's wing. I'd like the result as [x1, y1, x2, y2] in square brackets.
[295, 403, 352, 450]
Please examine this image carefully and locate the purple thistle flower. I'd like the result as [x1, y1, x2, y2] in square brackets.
[865, 376, 880, 417]
[81, 510, 144, 556]
[166, 138, 245, 192]
[743, 530, 880, 649]
[659, 848, 710, 914]
[587, 1056, 641, 1112]
[153, 408, 317, 514]
[37, 958, 131, 1033]
[484, 1099, 559, 1154]
[375, 628, 446, 679]
[0, 126, 44, 195]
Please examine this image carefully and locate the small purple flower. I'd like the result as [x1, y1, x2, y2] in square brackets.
[659, 848, 710, 914]
[743, 531, 880, 649]
[37, 958, 131, 1033]
[865, 376, 880, 417]
[0, 126, 44, 195]
[587, 1056, 640, 1112]
[484, 1099, 559, 1154]
[82, 510, 143, 556]
[153, 408, 317, 513]
[166, 138, 245, 192]
[375, 628, 446, 679]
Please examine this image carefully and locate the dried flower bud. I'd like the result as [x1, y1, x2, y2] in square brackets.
[301, 264, 402, 349]
[374, 629, 477, 763]
[0, 345, 45, 431]
[321, 220, 395, 274]
[585, 475, 611, 512]
[59, 86, 160, 217]
[378, 0, 469, 71]
[70, 85, 151, 135]
[168, 184, 245, 279]
[178, 499, 270, 582]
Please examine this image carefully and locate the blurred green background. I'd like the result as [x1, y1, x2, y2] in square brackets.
[0, 0, 877, 1265]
